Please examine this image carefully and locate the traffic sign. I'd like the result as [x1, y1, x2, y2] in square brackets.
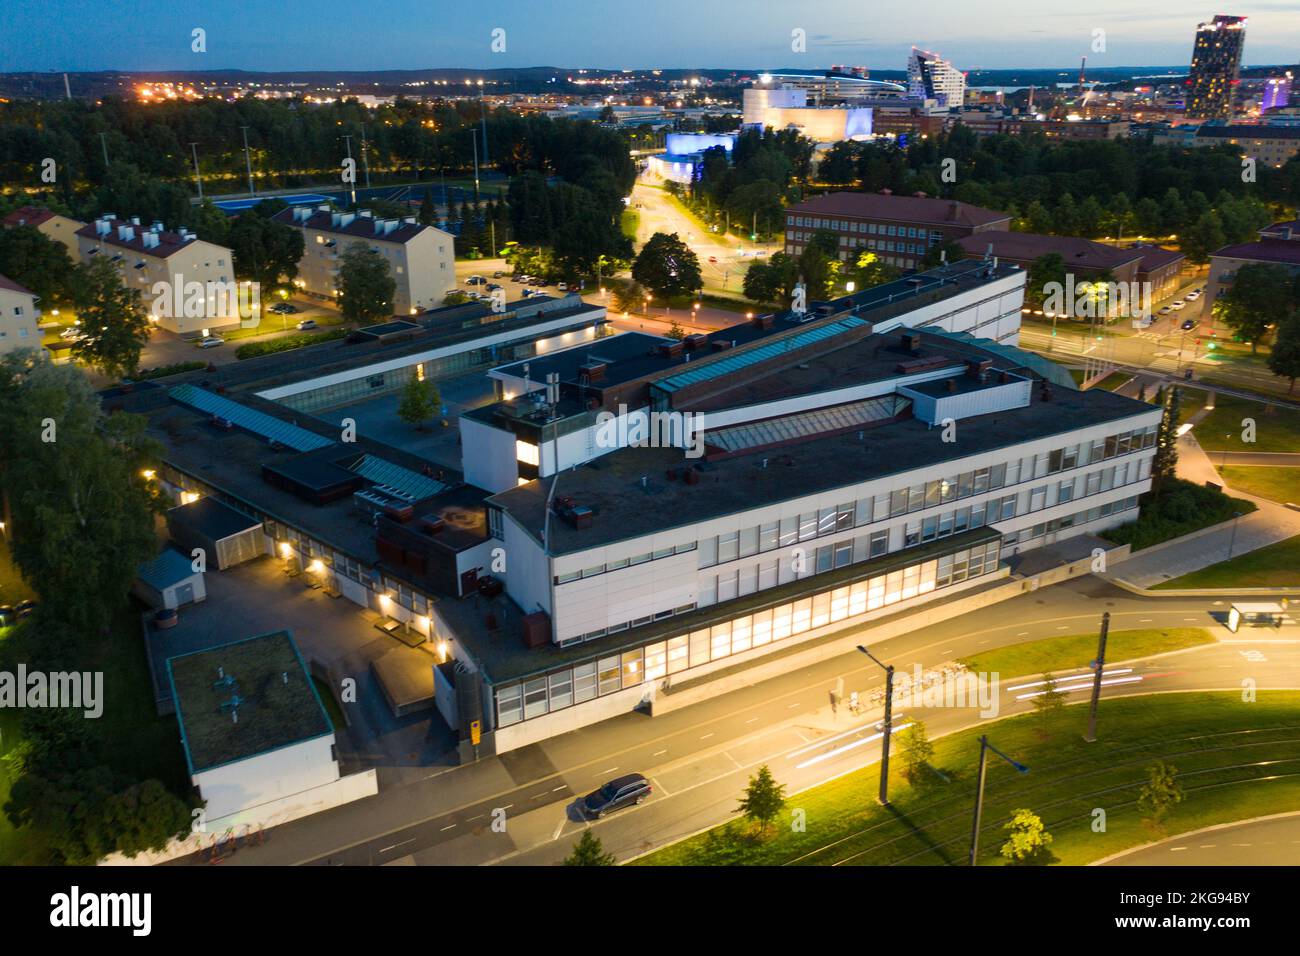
[470, 720, 481, 746]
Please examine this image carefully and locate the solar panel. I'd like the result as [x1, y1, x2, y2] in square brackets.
[169, 384, 335, 452]
[706, 396, 907, 453]
[351, 454, 447, 501]
[657, 316, 867, 393]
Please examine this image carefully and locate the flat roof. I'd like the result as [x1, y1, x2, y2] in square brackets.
[168, 496, 263, 542]
[490, 364, 1156, 556]
[167, 630, 333, 775]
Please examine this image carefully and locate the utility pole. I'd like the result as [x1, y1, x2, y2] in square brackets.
[360, 126, 372, 190]
[63, 72, 71, 100]
[857, 646, 895, 805]
[341, 134, 356, 206]
[472, 133, 481, 200]
[479, 83, 489, 166]
[99, 132, 110, 168]
[1083, 611, 1110, 743]
[189, 143, 204, 200]
[240, 126, 255, 198]
[968, 735, 1029, 865]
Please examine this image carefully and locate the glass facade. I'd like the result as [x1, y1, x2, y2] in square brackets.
[494, 537, 1002, 729]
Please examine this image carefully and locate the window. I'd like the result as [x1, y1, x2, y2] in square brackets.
[667, 635, 689, 674]
[739, 526, 759, 557]
[574, 662, 598, 703]
[870, 529, 889, 557]
[621, 648, 644, 687]
[718, 531, 739, 563]
[890, 488, 908, 517]
[759, 522, 779, 552]
[523, 678, 548, 719]
[699, 535, 718, 567]
[689, 628, 711, 666]
[644, 642, 667, 681]
[711, 622, 732, 659]
[598, 656, 621, 696]
[497, 684, 522, 726]
[548, 671, 573, 710]
[799, 512, 818, 541]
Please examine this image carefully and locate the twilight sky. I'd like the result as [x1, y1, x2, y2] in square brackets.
[5, 0, 1300, 73]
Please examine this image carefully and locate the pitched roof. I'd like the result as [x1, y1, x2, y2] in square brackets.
[0, 273, 34, 296]
[1211, 238, 1300, 266]
[957, 231, 1144, 271]
[787, 191, 1011, 229]
[272, 206, 435, 244]
[137, 546, 200, 590]
[74, 217, 224, 260]
[3, 205, 58, 228]
[1198, 124, 1300, 141]
[1128, 244, 1186, 273]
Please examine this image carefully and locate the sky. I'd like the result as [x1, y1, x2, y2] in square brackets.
[5, 0, 1300, 73]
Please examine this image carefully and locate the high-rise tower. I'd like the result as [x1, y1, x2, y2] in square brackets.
[1186, 14, 1247, 120]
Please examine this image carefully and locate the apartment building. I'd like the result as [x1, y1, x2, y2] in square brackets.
[3, 205, 86, 259]
[1202, 220, 1300, 322]
[908, 47, 966, 108]
[956, 231, 1145, 286]
[785, 191, 1011, 269]
[74, 215, 239, 334]
[274, 205, 456, 315]
[1194, 124, 1300, 169]
[0, 274, 41, 355]
[1186, 14, 1247, 120]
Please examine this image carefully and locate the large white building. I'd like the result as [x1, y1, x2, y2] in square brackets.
[274, 205, 456, 316]
[908, 47, 967, 109]
[742, 87, 874, 141]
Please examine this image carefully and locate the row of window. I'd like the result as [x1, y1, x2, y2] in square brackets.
[786, 217, 943, 240]
[1008, 496, 1139, 545]
[567, 602, 699, 645]
[554, 541, 699, 585]
[497, 539, 1003, 727]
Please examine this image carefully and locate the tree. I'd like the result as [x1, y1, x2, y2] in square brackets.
[1181, 210, 1226, 266]
[611, 279, 646, 315]
[899, 720, 935, 785]
[999, 808, 1053, 864]
[397, 374, 440, 430]
[1137, 760, 1184, 832]
[1025, 253, 1067, 311]
[1268, 313, 1300, 393]
[337, 242, 396, 325]
[0, 353, 160, 633]
[1214, 261, 1291, 352]
[736, 764, 786, 834]
[0, 225, 81, 311]
[632, 232, 702, 300]
[70, 257, 150, 379]
[418, 187, 438, 226]
[1152, 385, 1181, 494]
[226, 212, 305, 291]
[920, 239, 966, 270]
[1031, 672, 1067, 734]
[666, 319, 685, 340]
[564, 829, 615, 866]
[850, 250, 902, 290]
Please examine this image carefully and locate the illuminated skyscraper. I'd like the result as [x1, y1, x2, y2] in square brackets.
[907, 47, 966, 109]
[1186, 14, 1247, 120]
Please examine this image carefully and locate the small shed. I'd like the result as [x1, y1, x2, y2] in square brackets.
[167, 496, 264, 570]
[135, 547, 206, 610]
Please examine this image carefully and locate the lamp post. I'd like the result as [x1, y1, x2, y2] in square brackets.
[1227, 510, 1244, 560]
[856, 645, 895, 805]
[969, 735, 1029, 866]
[1083, 611, 1110, 743]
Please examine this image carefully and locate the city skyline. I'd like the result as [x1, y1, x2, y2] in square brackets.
[5, 0, 1300, 73]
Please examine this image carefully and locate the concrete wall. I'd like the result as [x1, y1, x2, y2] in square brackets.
[192, 735, 341, 823]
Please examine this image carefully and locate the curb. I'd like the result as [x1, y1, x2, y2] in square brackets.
[1089, 809, 1300, 866]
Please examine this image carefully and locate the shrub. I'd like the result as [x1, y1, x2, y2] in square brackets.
[1101, 478, 1256, 551]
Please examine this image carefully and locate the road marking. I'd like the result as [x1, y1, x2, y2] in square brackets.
[551, 819, 567, 841]
[788, 702, 801, 709]
[1017, 632, 1030, 637]
[1139, 618, 1153, 623]
[794, 722, 914, 770]
[440, 824, 456, 832]
[699, 732, 715, 740]
[552, 785, 566, 792]
[379, 839, 414, 854]
[744, 717, 759, 724]
[1184, 618, 1198, 622]
[500, 804, 513, 811]
[599, 767, 618, 775]
[653, 749, 668, 757]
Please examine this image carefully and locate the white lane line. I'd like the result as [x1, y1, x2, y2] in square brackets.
[599, 767, 618, 775]
[379, 838, 415, 854]
[1139, 618, 1153, 623]
[551, 785, 566, 792]
[653, 749, 668, 757]
[794, 722, 914, 770]
[1015, 675, 1144, 700]
[440, 824, 457, 832]
[745, 717, 759, 724]
[551, 819, 567, 841]
[700, 732, 715, 741]
[786, 718, 896, 759]
[723, 752, 744, 770]
[1017, 632, 1030, 637]
[1006, 668, 1134, 692]
[788, 702, 801, 709]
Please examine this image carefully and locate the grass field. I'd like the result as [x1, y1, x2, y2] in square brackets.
[1153, 534, 1300, 589]
[1220, 466, 1300, 505]
[633, 692, 1300, 866]
[959, 628, 1213, 679]
[1195, 394, 1300, 454]
[620, 208, 639, 241]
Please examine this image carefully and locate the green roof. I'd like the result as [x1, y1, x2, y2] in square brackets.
[167, 630, 333, 775]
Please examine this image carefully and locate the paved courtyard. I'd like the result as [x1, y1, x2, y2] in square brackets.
[144, 554, 457, 786]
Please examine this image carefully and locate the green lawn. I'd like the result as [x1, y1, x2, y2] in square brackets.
[1220, 465, 1300, 505]
[620, 207, 639, 241]
[633, 692, 1300, 866]
[959, 628, 1213, 680]
[1092, 371, 1133, 392]
[312, 676, 346, 730]
[1153, 534, 1300, 589]
[1195, 393, 1300, 454]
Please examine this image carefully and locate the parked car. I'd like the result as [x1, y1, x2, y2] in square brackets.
[1171, 300, 1186, 310]
[492, 270, 505, 278]
[1181, 318, 1197, 331]
[0, 605, 15, 626]
[296, 319, 318, 331]
[1158, 306, 1173, 316]
[708, 256, 718, 263]
[557, 282, 568, 292]
[582, 773, 651, 819]
[487, 283, 502, 291]
[269, 302, 300, 315]
[467, 275, 486, 286]
[59, 325, 86, 341]
[196, 335, 225, 348]
[1186, 290, 1201, 301]
[14, 599, 36, 618]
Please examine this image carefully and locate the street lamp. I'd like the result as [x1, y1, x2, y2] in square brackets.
[856, 645, 895, 805]
[1083, 611, 1110, 743]
[1227, 510, 1244, 560]
[969, 735, 1029, 866]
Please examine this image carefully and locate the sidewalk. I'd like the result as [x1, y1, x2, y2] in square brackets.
[1111, 427, 1300, 588]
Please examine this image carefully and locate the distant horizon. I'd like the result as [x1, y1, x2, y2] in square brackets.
[5, 1, 1300, 74]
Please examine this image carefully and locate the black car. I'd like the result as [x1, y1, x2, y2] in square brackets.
[582, 773, 651, 818]
[1181, 318, 1197, 331]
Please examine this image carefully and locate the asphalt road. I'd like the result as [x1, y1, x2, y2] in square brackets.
[188, 575, 1300, 867]
[1102, 813, 1300, 865]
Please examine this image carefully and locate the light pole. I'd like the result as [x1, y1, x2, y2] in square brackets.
[856, 645, 895, 805]
[1083, 611, 1110, 743]
[1227, 510, 1244, 560]
[969, 735, 1029, 866]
